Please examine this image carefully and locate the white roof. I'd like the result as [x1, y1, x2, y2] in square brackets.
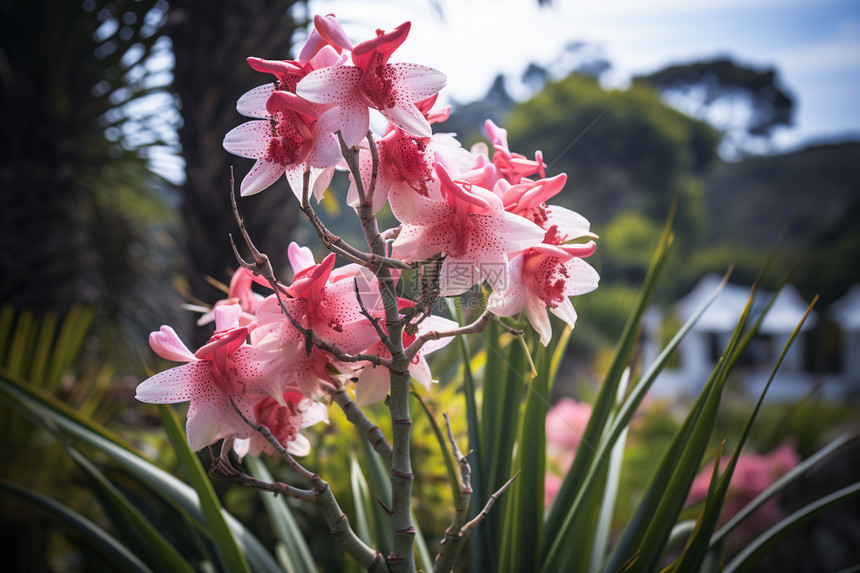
[676, 274, 817, 334]
[830, 285, 860, 331]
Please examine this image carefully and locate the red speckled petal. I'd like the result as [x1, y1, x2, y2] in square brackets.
[135, 360, 209, 404]
[223, 121, 271, 159]
[241, 159, 285, 197]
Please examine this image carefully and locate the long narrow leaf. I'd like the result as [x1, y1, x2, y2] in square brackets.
[589, 370, 632, 573]
[413, 511, 435, 573]
[711, 433, 856, 547]
[66, 448, 197, 573]
[30, 310, 57, 384]
[723, 480, 860, 573]
[349, 454, 375, 547]
[670, 297, 817, 571]
[0, 374, 283, 573]
[543, 204, 675, 552]
[411, 391, 461, 517]
[158, 405, 252, 573]
[602, 285, 756, 573]
[499, 337, 549, 572]
[245, 456, 317, 573]
[0, 480, 154, 573]
[353, 431, 392, 559]
[483, 328, 528, 558]
[451, 302, 489, 572]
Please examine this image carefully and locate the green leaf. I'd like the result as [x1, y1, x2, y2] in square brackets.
[602, 284, 756, 573]
[543, 205, 676, 558]
[483, 328, 528, 558]
[670, 296, 818, 572]
[0, 377, 281, 573]
[500, 337, 550, 572]
[355, 429, 393, 558]
[0, 479, 155, 573]
[450, 302, 489, 572]
[589, 370, 632, 573]
[411, 391, 461, 518]
[245, 456, 317, 573]
[413, 511, 435, 573]
[66, 447, 197, 573]
[711, 434, 856, 548]
[723, 480, 860, 573]
[349, 454, 375, 547]
[46, 304, 95, 391]
[157, 405, 252, 573]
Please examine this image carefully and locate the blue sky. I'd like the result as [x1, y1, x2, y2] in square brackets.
[303, 0, 860, 151]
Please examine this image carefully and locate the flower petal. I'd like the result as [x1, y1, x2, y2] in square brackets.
[297, 65, 362, 104]
[381, 103, 432, 139]
[561, 258, 600, 296]
[289, 242, 316, 274]
[487, 254, 527, 317]
[223, 121, 272, 159]
[286, 433, 312, 456]
[237, 84, 274, 118]
[549, 297, 578, 330]
[355, 365, 391, 406]
[545, 205, 597, 241]
[388, 63, 447, 101]
[149, 326, 195, 362]
[525, 296, 552, 346]
[408, 356, 434, 390]
[135, 361, 209, 404]
[241, 159, 285, 197]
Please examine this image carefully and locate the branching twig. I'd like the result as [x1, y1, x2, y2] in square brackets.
[208, 441, 318, 502]
[433, 415, 472, 572]
[343, 131, 416, 573]
[460, 471, 519, 538]
[228, 400, 387, 571]
[353, 278, 395, 355]
[331, 387, 393, 466]
[405, 309, 498, 362]
[230, 176, 391, 368]
[434, 415, 519, 572]
[299, 168, 410, 271]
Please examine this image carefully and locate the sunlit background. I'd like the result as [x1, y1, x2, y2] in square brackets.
[1, 0, 858, 571]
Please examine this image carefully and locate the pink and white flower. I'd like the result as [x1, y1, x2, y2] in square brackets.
[223, 45, 344, 198]
[488, 242, 599, 345]
[353, 301, 459, 406]
[197, 267, 267, 327]
[392, 163, 546, 295]
[232, 390, 328, 458]
[223, 88, 340, 198]
[136, 304, 285, 451]
[249, 243, 377, 398]
[297, 20, 447, 147]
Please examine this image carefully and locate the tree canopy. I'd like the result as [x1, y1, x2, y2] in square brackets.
[633, 57, 794, 154]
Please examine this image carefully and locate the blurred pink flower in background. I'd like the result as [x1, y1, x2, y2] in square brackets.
[544, 397, 593, 509]
[686, 442, 800, 546]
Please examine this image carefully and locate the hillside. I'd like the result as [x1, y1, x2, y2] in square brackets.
[703, 141, 860, 304]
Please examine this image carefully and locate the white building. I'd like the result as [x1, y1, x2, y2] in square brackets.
[830, 285, 860, 384]
[645, 274, 838, 401]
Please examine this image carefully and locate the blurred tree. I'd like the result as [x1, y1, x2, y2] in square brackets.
[444, 74, 517, 147]
[505, 74, 718, 232]
[164, 1, 306, 323]
[0, 0, 183, 364]
[633, 57, 794, 156]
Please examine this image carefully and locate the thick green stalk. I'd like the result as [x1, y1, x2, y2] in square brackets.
[345, 133, 416, 572]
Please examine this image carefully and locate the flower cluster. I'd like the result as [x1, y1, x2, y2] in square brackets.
[136, 14, 599, 457]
